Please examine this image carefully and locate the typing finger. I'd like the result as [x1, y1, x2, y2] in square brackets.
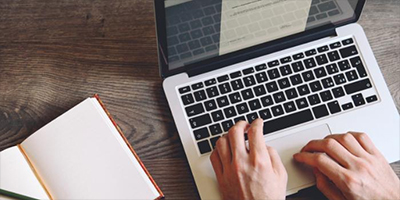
[247, 119, 268, 157]
[210, 149, 224, 180]
[227, 121, 249, 159]
[349, 132, 379, 155]
[215, 135, 232, 167]
[325, 133, 368, 157]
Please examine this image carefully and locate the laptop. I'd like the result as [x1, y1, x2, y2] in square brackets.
[155, 0, 400, 199]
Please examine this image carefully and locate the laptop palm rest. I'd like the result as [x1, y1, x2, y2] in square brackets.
[265, 124, 332, 195]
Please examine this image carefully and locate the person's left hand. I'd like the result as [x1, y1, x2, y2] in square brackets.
[210, 119, 288, 200]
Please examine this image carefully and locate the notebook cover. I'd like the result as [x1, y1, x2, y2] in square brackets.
[94, 94, 164, 200]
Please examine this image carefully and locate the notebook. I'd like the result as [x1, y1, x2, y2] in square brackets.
[0, 95, 163, 200]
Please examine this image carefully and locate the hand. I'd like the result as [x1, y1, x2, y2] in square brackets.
[210, 119, 288, 200]
[294, 132, 400, 200]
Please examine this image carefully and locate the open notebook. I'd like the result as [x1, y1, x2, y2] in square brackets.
[0, 95, 163, 200]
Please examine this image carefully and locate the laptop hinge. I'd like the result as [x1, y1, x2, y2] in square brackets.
[187, 24, 338, 78]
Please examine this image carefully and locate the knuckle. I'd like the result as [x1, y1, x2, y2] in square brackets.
[215, 137, 225, 148]
[324, 138, 337, 150]
[315, 153, 326, 164]
[342, 133, 354, 142]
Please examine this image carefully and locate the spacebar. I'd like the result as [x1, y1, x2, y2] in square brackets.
[263, 109, 314, 135]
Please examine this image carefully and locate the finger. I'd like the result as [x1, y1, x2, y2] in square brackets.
[293, 152, 345, 184]
[349, 132, 378, 155]
[247, 119, 267, 155]
[267, 146, 286, 176]
[215, 135, 232, 166]
[210, 149, 224, 181]
[313, 168, 346, 200]
[301, 139, 355, 168]
[325, 133, 368, 157]
[227, 121, 248, 159]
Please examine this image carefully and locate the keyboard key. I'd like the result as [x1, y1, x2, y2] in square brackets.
[224, 106, 237, 118]
[321, 77, 335, 89]
[179, 86, 191, 94]
[328, 101, 341, 114]
[186, 103, 205, 117]
[216, 96, 229, 108]
[342, 38, 354, 46]
[283, 101, 297, 113]
[271, 105, 285, 117]
[352, 93, 366, 107]
[230, 71, 242, 79]
[259, 108, 272, 120]
[253, 85, 267, 96]
[192, 82, 204, 90]
[296, 98, 309, 109]
[316, 54, 329, 65]
[221, 120, 234, 132]
[211, 110, 224, 122]
[243, 76, 256, 87]
[206, 86, 219, 98]
[310, 80, 323, 92]
[267, 68, 281, 80]
[293, 53, 305, 60]
[327, 51, 340, 62]
[204, 78, 216, 86]
[330, 42, 342, 49]
[317, 45, 329, 53]
[273, 92, 286, 103]
[346, 70, 359, 81]
[333, 74, 347, 85]
[332, 87, 345, 98]
[266, 81, 279, 93]
[241, 89, 254, 100]
[305, 49, 317, 56]
[304, 58, 317, 68]
[313, 104, 329, 119]
[263, 109, 314, 135]
[308, 94, 321, 105]
[255, 72, 269, 83]
[204, 99, 217, 111]
[278, 78, 291, 89]
[290, 74, 303, 86]
[194, 90, 207, 101]
[342, 102, 354, 110]
[249, 99, 262, 111]
[246, 113, 259, 123]
[314, 67, 327, 78]
[326, 63, 340, 75]
[255, 64, 268, 71]
[340, 45, 358, 58]
[292, 61, 305, 72]
[268, 60, 279, 68]
[236, 103, 250, 114]
[320, 90, 333, 102]
[366, 95, 378, 103]
[193, 127, 209, 140]
[217, 75, 229, 83]
[280, 56, 292, 64]
[229, 92, 242, 104]
[182, 94, 195, 105]
[298, 84, 311, 96]
[345, 79, 372, 95]
[197, 140, 212, 154]
[302, 71, 315, 82]
[243, 67, 255, 75]
[190, 114, 212, 129]
[210, 136, 220, 148]
[209, 124, 223, 135]
[279, 65, 293, 76]
[234, 116, 246, 123]
[285, 88, 298, 100]
[338, 60, 351, 71]
[219, 83, 232, 94]
[231, 79, 244, 91]
[350, 56, 367, 78]
[261, 95, 274, 107]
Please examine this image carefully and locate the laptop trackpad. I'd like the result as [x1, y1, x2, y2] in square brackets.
[265, 124, 332, 195]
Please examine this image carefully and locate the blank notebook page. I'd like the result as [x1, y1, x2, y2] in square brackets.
[21, 98, 159, 200]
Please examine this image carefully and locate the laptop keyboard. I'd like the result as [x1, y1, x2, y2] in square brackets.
[178, 37, 378, 155]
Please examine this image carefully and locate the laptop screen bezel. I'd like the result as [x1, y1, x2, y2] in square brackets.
[154, 0, 366, 78]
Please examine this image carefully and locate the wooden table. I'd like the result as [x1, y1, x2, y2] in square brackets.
[0, 0, 399, 199]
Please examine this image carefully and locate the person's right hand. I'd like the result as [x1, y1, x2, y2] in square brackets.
[294, 132, 400, 200]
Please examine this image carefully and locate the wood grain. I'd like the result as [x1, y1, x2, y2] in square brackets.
[0, 0, 398, 199]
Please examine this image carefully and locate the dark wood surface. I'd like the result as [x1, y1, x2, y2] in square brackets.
[0, 0, 399, 199]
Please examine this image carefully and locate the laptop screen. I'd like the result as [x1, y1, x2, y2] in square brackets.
[161, 0, 361, 73]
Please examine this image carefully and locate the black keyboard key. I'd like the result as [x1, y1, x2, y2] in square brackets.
[342, 102, 354, 110]
[243, 67, 255, 75]
[279, 65, 293, 76]
[186, 103, 205, 117]
[317, 45, 329, 53]
[310, 80, 323, 92]
[271, 105, 285, 117]
[249, 99, 262, 111]
[352, 93, 366, 107]
[285, 88, 298, 100]
[241, 89, 254, 100]
[210, 136, 220, 148]
[313, 104, 329, 119]
[236, 103, 250, 114]
[340, 45, 358, 58]
[217, 75, 229, 83]
[190, 114, 212, 129]
[229, 92, 242, 104]
[209, 124, 223, 135]
[346, 70, 359, 81]
[234, 116, 246, 123]
[206, 86, 219, 98]
[179, 86, 191, 94]
[211, 110, 224, 122]
[328, 101, 341, 114]
[280, 56, 292, 64]
[266, 81, 279, 93]
[273, 92, 286, 103]
[246, 112, 259, 123]
[327, 51, 340, 62]
[204, 99, 217, 111]
[255, 64, 268, 71]
[305, 49, 317, 56]
[261, 95, 274, 107]
[243, 76, 256, 87]
[290, 74, 303, 86]
[253, 85, 267, 96]
[342, 38, 354, 46]
[333, 74, 347, 85]
[292, 61, 305, 72]
[194, 90, 207, 101]
[219, 83, 232, 94]
[330, 42, 342, 49]
[321, 77, 335, 89]
[231, 79, 244, 91]
[296, 98, 309, 109]
[224, 106, 237, 118]
[338, 60, 351, 71]
[267, 68, 281, 80]
[278, 77, 291, 89]
[192, 82, 204, 90]
[298, 84, 311, 96]
[283, 101, 297, 113]
[345, 79, 372, 95]
[216, 96, 229, 108]
[326, 63, 340, 75]
[314, 67, 327, 78]
[320, 90, 333, 102]
[308, 94, 321, 105]
[255, 72, 269, 83]
[332, 87, 345, 98]
[350, 56, 367, 78]
[194, 127, 209, 140]
[197, 140, 212, 154]
[268, 60, 279, 68]
[366, 95, 378, 103]
[263, 109, 314, 135]
[230, 71, 242, 79]
[304, 58, 317, 69]
[293, 53, 305, 60]
[259, 108, 272, 120]
[205, 78, 217, 86]
[182, 94, 195, 105]
[316, 54, 329, 65]
[221, 120, 234, 132]
[302, 71, 315, 82]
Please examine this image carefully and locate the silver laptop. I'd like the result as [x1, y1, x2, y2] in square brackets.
[154, 0, 400, 199]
